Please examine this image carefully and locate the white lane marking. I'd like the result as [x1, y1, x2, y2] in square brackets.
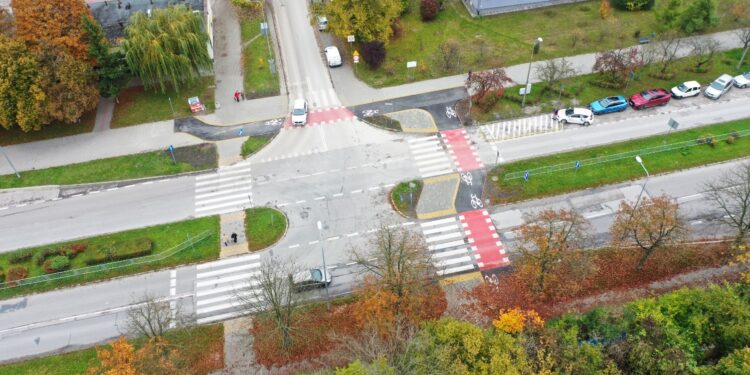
[368, 186, 380, 191]
[314, 196, 325, 201]
[277, 203, 289, 207]
[196, 263, 260, 279]
[295, 200, 306, 204]
[197, 254, 260, 270]
[402, 221, 415, 226]
[332, 193, 344, 197]
[421, 217, 457, 228]
[346, 232, 359, 237]
[289, 244, 300, 249]
[308, 240, 319, 245]
[107, 187, 119, 191]
[350, 189, 363, 194]
[327, 236, 340, 241]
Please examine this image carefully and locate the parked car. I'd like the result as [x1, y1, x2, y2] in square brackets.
[291, 98, 308, 126]
[317, 16, 328, 31]
[554, 107, 594, 126]
[670, 81, 701, 99]
[291, 268, 331, 291]
[324, 46, 342, 67]
[704, 74, 734, 99]
[734, 72, 750, 89]
[628, 88, 671, 110]
[589, 96, 628, 115]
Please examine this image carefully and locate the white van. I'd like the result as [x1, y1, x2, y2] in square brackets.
[324, 46, 342, 67]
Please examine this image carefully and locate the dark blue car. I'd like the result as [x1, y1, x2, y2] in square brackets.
[590, 96, 628, 115]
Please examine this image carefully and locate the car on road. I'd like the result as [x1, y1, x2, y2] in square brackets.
[324, 46, 342, 67]
[589, 96, 627, 115]
[670, 81, 701, 99]
[291, 268, 331, 291]
[734, 72, 750, 89]
[628, 88, 671, 110]
[554, 107, 594, 126]
[291, 98, 308, 126]
[317, 16, 328, 31]
[704, 74, 734, 99]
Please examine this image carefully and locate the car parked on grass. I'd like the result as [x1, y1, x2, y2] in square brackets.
[589, 96, 628, 115]
[291, 268, 331, 291]
[734, 72, 750, 89]
[291, 98, 308, 126]
[670, 81, 701, 99]
[704, 74, 734, 99]
[628, 88, 671, 110]
[554, 107, 594, 126]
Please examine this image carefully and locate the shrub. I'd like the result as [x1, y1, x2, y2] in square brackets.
[697, 134, 716, 146]
[0, 267, 4, 283]
[8, 249, 34, 264]
[611, 0, 655, 11]
[44, 256, 71, 273]
[420, 0, 440, 21]
[726, 134, 736, 144]
[34, 248, 62, 266]
[6, 266, 29, 284]
[85, 238, 154, 266]
[64, 243, 88, 259]
[361, 41, 386, 70]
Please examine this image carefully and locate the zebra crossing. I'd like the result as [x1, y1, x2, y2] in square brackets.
[480, 114, 560, 142]
[194, 162, 253, 217]
[420, 217, 478, 276]
[306, 88, 341, 109]
[407, 135, 456, 178]
[194, 253, 262, 324]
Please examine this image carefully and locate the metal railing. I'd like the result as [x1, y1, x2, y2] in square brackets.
[0, 231, 214, 290]
[504, 129, 750, 180]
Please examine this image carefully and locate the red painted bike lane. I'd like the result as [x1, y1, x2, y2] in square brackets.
[459, 209, 509, 272]
[283, 107, 355, 128]
[440, 128, 484, 172]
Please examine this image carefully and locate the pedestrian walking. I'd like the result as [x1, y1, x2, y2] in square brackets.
[234, 91, 240, 102]
[231, 232, 238, 243]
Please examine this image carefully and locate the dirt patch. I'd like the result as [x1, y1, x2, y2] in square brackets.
[170, 143, 218, 169]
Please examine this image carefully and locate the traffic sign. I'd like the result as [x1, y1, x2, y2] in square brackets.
[523, 171, 529, 181]
[668, 118, 679, 130]
[353, 55, 359, 64]
[347, 35, 355, 43]
[353, 50, 359, 57]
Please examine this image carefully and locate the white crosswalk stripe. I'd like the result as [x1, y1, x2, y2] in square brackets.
[419, 216, 477, 276]
[194, 162, 253, 217]
[194, 253, 262, 324]
[407, 136, 455, 178]
[480, 114, 560, 142]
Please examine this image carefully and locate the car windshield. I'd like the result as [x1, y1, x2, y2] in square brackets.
[640, 91, 652, 99]
[744, 73, 750, 79]
[677, 83, 688, 91]
[292, 108, 305, 116]
[599, 99, 611, 107]
[311, 269, 323, 282]
[710, 81, 725, 90]
[565, 108, 574, 116]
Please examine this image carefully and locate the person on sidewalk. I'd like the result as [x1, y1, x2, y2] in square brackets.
[234, 91, 240, 102]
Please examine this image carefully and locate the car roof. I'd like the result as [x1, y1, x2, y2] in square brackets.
[565, 107, 591, 115]
[682, 81, 700, 88]
[716, 74, 733, 82]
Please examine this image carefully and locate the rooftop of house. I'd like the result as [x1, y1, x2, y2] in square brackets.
[86, 0, 205, 40]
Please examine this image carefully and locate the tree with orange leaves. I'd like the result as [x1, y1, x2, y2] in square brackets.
[11, 0, 93, 61]
[492, 308, 544, 334]
[88, 337, 136, 375]
[88, 336, 184, 375]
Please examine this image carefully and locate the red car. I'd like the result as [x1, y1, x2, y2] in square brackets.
[628, 88, 671, 110]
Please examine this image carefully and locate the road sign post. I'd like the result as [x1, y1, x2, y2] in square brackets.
[353, 49, 359, 73]
[406, 60, 417, 81]
[523, 171, 529, 182]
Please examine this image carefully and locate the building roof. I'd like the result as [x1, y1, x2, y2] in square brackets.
[87, 0, 204, 40]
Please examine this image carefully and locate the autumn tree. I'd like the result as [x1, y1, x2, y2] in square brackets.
[687, 37, 720, 72]
[87, 336, 137, 375]
[610, 194, 686, 271]
[123, 5, 212, 93]
[515, 209, 591, 297]
[325, 0, 403, 44]
[592, 47, 643, 85]
[703, 162, 750, 246]
[599, 0, 612, 19]
[11, 0, 93, 61]
[36, 44, 99, 124]
[535, 57, 576, 90]
[82, 16, 130, 98]
[736, 26, 750, 69]
[0, 36, 46, 132]
[436, 39, 461, 72]
[0, 9, 13, 37]
[420, 0, 440, 21]
[465, 67, 513, 111]
[493, 308, 544, 334]
[88, 336, 185, 375]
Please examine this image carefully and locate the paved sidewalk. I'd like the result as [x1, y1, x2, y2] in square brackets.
[93, 97, 115, 132]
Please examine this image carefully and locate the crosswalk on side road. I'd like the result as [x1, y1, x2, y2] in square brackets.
[194, 162, 253, 217]
[420, 216, 478, 276]
[407, 135, 456, 178]
[194, 253, 262, 324]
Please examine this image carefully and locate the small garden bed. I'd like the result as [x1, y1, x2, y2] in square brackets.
[390, 180, 423, 217]
[245, 207, 287, 251]
[239, 12, 279, 98]
[241, 135, 272, 157]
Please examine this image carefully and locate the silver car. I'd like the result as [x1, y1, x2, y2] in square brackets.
[704, 74, 734, 99]
[734, 72, 750, 89]
[291, 268, 331, 291]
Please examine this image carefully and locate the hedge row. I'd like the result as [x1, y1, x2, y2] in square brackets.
[84, 238, 154, 266]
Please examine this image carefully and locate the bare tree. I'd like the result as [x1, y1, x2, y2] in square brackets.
[123, 293, 190, 338]
[703, 162, 750, 246]
[736, 26, 750, 69]
[642, 32, 682, 75]
[610, 194, 686, 271]
[534, 57, 576, 89]
[592, 47, 643, 84]
[688, 37, 720, 72]
[436, 39, 461, 72]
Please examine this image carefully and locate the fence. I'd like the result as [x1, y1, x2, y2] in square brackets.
[0, 230, 214, 291]
[504, 129, 750, 180]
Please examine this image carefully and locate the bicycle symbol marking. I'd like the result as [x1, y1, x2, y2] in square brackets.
[264, 118, 282, 126]
[484, 274, 499, 285]
[362, 109, 379, 117]
[470, 193, 483, 209]
[445, 106, 456, 119]
[460, 172, 473, 186]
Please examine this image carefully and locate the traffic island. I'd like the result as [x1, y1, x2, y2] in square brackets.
[244, 207, 287, 252]
[385, 109, 437, 133]
[415, 173, 460, 220]
[362, 114, 403, 132]
[389, 180, 423, 218]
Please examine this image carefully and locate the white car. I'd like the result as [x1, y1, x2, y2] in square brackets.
[291, 99, 308, 126]
[704, 74, 734, 99]
[324, 46, 342, 67]
[670, 81, 701, 99]
[317, 16, 328, 31]
[734, 72, 750, 89]
[554, 107, 594, 126]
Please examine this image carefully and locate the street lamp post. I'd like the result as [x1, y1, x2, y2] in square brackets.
[521, 37, 543, 109]
[633, 155, 651, 209]
[316, 220, 331, 309]
[0, 146, 20, 179]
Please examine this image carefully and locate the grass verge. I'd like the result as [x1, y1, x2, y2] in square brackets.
[354, 0, 744, 88]
[0, 110, 96, 146]
[363, 115, 403, 132]
[111, 77, 215, 128]
[0, 143, 217, 189]
[390, 180, 423, 217]
[240, 12, 280, 98]
[0, 216, 220, 300]
[0, 324, 224, 374]
[489, 118, 750, 204]
[245, 207, 287, 251]
[241, 135, 272, 157]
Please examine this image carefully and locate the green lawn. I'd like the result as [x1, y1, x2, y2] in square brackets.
[390, 180, 423, 217]
[477, 48, 750, 121]
[0, 110, 96, 146]
[0, 143, 217, 189]
[0, 216, 220, 300]
[489, 118, 750, 204]
[0, 324, 224, 375]
[355, 0, 745, 87]
[240, 13, 280, 98]
[241, 135, 272, 157]
[245, 207, 287, 251]
[110, 77, 215, 128]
